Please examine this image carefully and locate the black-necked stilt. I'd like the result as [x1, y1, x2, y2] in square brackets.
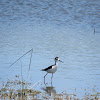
[41, 57, 63, 83]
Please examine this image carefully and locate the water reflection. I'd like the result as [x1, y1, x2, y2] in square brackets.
[42, 83, 56, 97]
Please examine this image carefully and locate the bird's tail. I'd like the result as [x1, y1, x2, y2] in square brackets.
[41, 69, 45, 71]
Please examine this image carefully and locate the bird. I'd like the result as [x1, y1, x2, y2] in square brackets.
[41, 57, 63, 83]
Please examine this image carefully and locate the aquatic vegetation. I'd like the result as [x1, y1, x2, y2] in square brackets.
[0, 76, 41, 100]
[0, 76, 100, 100]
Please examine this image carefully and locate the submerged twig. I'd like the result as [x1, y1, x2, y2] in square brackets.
[10, 49, 33, 67]
[94, 28, 95, 34]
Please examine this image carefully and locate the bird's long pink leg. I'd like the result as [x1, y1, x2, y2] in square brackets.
[44, 73, 48, 83]
[51, 73, 53, 83]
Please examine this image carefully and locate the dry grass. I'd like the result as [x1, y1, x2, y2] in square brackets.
[0, 76, 100, 100]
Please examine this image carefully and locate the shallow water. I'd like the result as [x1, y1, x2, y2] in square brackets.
[0, 0, 100, 98]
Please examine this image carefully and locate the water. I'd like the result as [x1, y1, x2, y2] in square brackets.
[0, 0, 100, 98]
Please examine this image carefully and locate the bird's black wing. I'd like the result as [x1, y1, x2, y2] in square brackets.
[42, 65, 54, 71]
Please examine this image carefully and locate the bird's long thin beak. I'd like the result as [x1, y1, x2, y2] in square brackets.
[59, 60, 64, 63]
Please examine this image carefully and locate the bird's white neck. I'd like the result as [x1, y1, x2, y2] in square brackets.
[55, 60, 58, 66]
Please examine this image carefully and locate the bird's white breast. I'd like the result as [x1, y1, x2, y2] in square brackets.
[47, 65, 58, 73]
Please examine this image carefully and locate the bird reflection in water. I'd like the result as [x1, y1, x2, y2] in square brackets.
[41, 83, 56, 97]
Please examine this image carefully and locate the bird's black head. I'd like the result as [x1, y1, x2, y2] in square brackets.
[55, 57, 63, 63]
[55, 57, 59, 61]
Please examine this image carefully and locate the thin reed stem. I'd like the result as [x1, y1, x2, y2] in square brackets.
[10, 49, 32, 67]
[26, 48, 33, 88]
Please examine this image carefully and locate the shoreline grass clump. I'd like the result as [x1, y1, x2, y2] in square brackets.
[0, 76, 100, 100]
[0, 76, 41, 100]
